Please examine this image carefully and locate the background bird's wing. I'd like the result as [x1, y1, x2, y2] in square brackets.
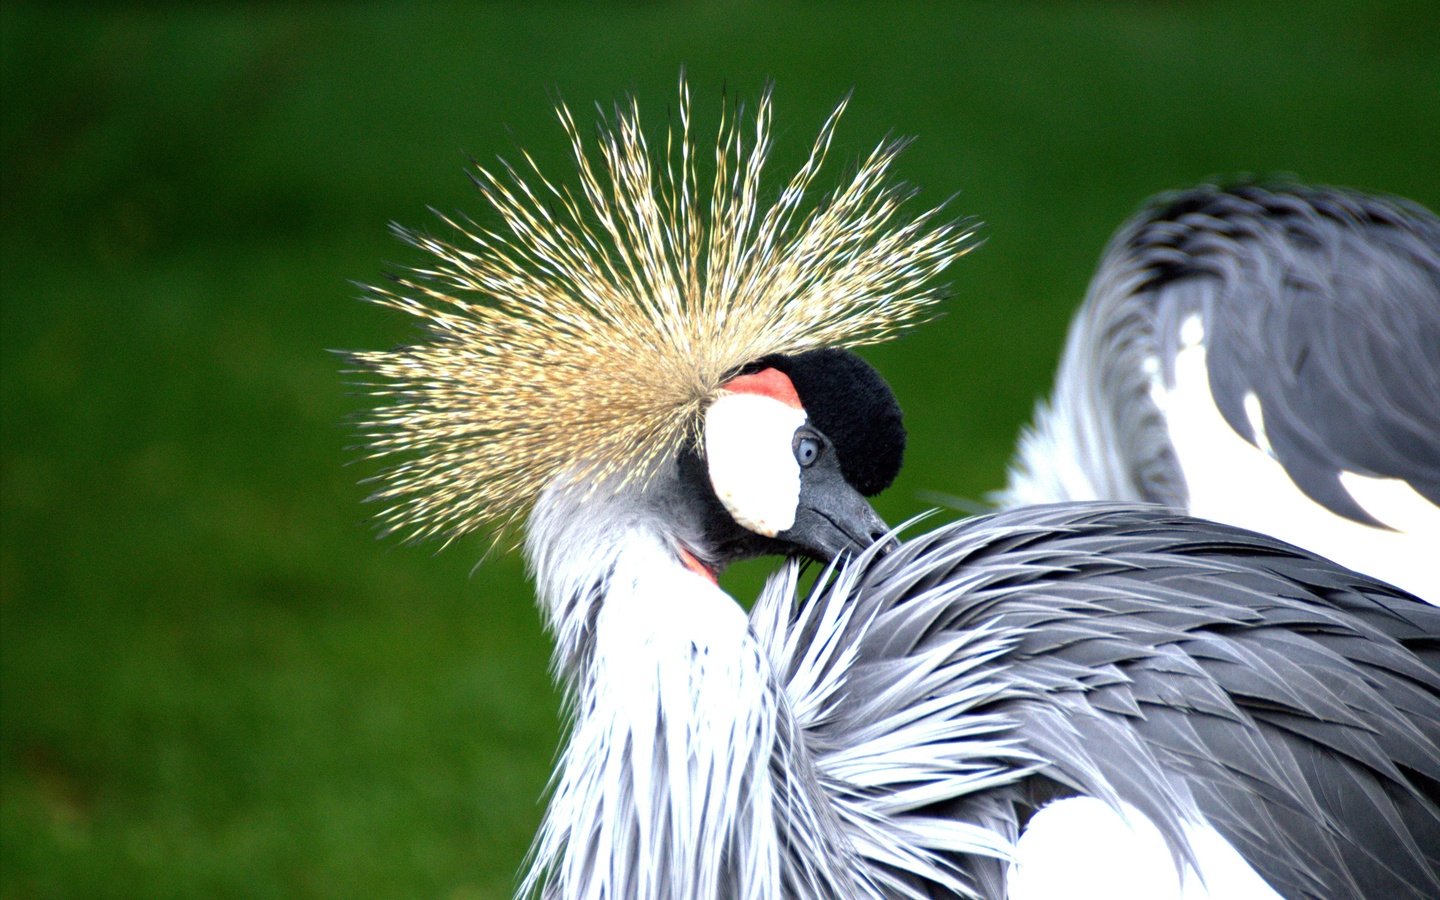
[1114, 185, 1440, 520]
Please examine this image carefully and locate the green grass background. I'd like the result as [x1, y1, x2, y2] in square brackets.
[2, 2, 1436, 896]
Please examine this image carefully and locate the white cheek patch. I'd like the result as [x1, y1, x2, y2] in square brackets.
[704, 393, 807, 537]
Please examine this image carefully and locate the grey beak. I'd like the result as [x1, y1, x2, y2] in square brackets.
[778, 464, 895, 563]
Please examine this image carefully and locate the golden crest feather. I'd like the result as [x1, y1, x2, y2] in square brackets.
[353, 78, 977, 545]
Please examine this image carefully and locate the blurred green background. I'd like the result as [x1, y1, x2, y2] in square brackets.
[2, 1, 1436, 896]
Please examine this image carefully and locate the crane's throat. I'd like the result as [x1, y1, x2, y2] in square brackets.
[678, 545, 718, 583]
[526, 534, 793, 897]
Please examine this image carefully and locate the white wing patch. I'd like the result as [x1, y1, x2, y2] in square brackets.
[1008, 797, 1281, 900]
[1157, 335, 1440, 603]
[1340, 470, 1440, 535]
[1179, 313, 1205, 349]
[1241, 392, 1275, 457]
[705, 393, 807, 537]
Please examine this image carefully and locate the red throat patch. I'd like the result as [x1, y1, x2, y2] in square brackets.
[678, 547, 718, 584]
[721, 368, 803, 409]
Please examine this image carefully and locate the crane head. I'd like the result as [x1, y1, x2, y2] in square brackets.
[683, 347, 901, 567]
[353, 79, 972, 554]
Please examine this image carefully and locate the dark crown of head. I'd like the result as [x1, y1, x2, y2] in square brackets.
[747, 348, 906, 496]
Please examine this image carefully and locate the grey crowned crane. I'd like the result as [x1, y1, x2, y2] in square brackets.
[352, 83, 1440, 899]
[997, 185, 1440, 602]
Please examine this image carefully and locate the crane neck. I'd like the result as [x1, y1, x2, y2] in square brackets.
[523, 475, 725, 678]
[520, 479, 852, 898]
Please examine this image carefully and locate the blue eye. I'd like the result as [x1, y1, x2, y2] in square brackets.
[794, 434, 821, 467]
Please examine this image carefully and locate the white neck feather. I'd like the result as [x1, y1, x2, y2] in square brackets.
[520, 481, 850, 899]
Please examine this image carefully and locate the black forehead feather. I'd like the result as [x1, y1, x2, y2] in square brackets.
[748, 348, 905, 496]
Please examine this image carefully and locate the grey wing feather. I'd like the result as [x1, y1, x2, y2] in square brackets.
[1117, 184, 1440, 518]
[781, 503, 1440, 899]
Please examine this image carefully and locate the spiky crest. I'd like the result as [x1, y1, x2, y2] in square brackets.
[353, 78, 976, 544]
